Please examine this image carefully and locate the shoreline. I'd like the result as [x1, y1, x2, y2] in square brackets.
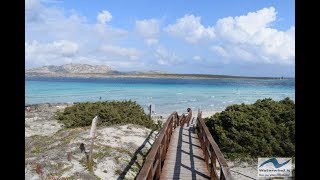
[25, 73, 289, 80]
[25, 102, 222, 118]
[24, 102, 221, 138]
[25, 102, 74, 107]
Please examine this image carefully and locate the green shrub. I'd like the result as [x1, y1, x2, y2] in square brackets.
[55, 100, 157, 129]
[204, 97, 295, 159]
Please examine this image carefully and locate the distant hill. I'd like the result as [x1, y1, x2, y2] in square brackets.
[25, 63, 279, 80]
[26, 63, 113, 74]
[25, 63, 173, 77]
[125, 70, 171, 75]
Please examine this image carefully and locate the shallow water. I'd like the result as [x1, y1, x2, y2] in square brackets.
[26, 77, 295, 115]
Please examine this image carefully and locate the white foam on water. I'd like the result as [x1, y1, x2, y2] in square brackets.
[26, 78, 295, 114]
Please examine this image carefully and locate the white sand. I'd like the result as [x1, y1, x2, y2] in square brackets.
[228, 161, 258, 180]
[201, 110, 222, 118]
[26, 104, 274, 179]
[94, 156, 118, 179]
[151, 110, 222, 123]
[25, 117, 63, 137]
[25, 123, 157, 179]
[25, 104, 69, 137]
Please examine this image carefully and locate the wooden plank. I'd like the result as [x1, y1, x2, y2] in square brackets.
[136, 112, 178, 180]
[137, 110, 233, 180]
[160, 122, 210, 180]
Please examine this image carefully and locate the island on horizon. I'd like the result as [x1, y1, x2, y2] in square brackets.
[25, 63, 290, 80]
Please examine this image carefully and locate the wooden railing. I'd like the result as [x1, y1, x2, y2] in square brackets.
[136, 109, 232, 180]
[196, 110, 233, 180]
[176, 109, 192, 127]
[136, 112, 182, 180]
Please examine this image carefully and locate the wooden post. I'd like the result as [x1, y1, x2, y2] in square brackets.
[211, 149, 217, 169]
[149, 104, 152, 119]
[88, 116, 99, 171]
[210, 149, 217, 180]
[173, 115, 176, 129]
[156, 148, 161, 179]
[148, 167, 153, 180]
[204, 138, 209, 168]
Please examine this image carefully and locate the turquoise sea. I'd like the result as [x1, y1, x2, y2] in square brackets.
[25, 77, 295, 115]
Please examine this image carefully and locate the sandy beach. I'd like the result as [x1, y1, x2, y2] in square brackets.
[25, 103, 160, 179]
[25, 103, 265, 179]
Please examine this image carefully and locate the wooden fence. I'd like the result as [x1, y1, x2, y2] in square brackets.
[136, 112, 181, 180]
[196, 111, 233, 180]
[136, 109, 233, 180]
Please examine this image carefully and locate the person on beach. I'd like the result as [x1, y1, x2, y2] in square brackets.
[26, 106, 31, 112]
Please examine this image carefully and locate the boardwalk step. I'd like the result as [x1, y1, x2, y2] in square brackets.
[160, 123, 210, 179]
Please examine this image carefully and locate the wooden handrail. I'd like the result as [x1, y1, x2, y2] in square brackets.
[136, 109, 233, 180]
[136, 111, 180, 180]
[181, 109, 192, 126]
[196, 111, 234, 180]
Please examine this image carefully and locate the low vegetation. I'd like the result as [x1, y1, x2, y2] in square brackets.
[204, 97, 295, 160]
[55, 100, 158, 129]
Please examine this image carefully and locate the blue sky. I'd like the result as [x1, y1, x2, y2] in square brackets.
[25, 0, 295, 77]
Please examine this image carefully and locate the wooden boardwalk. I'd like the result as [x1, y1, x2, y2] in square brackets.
[136, 110, 233, 180]
[160, 118, 210, 180]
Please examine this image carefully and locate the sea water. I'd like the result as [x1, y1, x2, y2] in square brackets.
[25, 77, 295, 115]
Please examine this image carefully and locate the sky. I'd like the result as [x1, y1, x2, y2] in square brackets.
[25, 0, 295, 77]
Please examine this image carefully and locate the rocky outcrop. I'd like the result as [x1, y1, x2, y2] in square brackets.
[25, 63, 275, 79]
[25, 63, 174, 78]
[26, 63, 112, 74]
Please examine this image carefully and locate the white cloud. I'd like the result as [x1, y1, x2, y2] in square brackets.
[26, 3, 126, 43]
[25, 1, 294, 75]
[164, 7, 294, 65]
[209, 45, 255, 62]
[51, 40, 79, 55]
[26, 40, 78, 56]
[25, 40, 143, 68]
[155, 47, 180, 65]
[25, 1, 141, 69]
[25, 40, 79, 66]
[25, 0, 40, 10]
[216, 7, 277, 43]
[145, 38, 159, 46]
[135, 19, 160, 45]
[93, 23, 128, 41]
[101, 45, 141, 60]
[25, 0, 45, 22]
[136, 19, 159, 38]
[97, 10, 112, 24]
[216, 7, 273, 43]
[193, 56, 203, 61]
[232, 47, 254, 61]
[209, 46, 229, 57]
[164, 14, 215, 44]
[214, 7, 294, 64]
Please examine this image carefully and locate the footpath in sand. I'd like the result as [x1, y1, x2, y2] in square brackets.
[25, 103, 274, 180]
[25, 103, 158, 179]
